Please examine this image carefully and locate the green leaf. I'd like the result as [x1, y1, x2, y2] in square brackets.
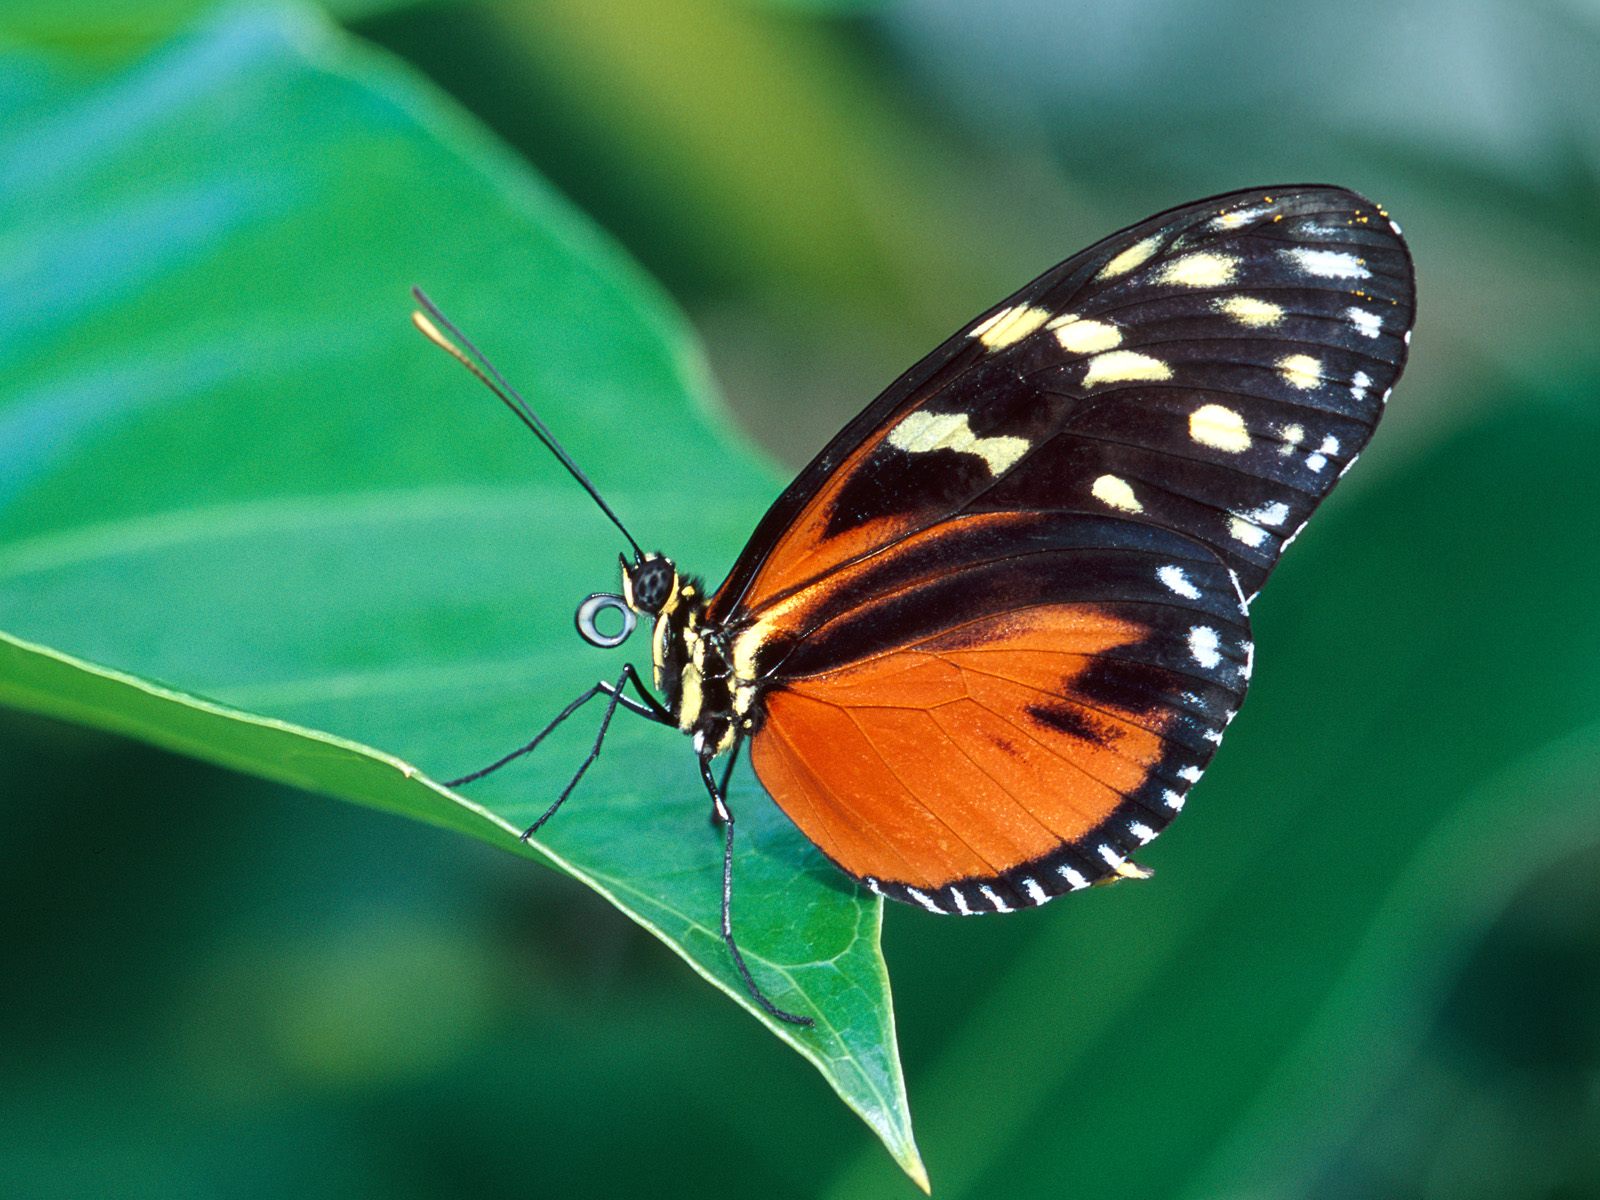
[0, 5, 923, 1186]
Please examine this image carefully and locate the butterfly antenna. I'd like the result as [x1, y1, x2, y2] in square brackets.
[410, 287, 644, 558]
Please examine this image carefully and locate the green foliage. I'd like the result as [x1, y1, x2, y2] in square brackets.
[0, 6, 921, 1184]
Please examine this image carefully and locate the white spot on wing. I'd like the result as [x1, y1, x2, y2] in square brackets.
[1278, 423, 1305, 455]
[1244, 501, 1290, 527]
[1188, 625, 1222, 668]
[1157, 564, 1202, 599]
[1130, 821, 1156, 844]
[1282, 247, 1370, 279]
[1189, 404, 1251, 452]
[887, 410, 1030, 475]
[905, 886, 942, 913]
[1350, 370, 1372, 402]
[978, 885, 1012, 913]
[1163, 789, 1186, 810]
[1092, 474, 1143, 513]
[1082, 349, 1172, 386]
[1177, 765, 1203, 782]
[1021, 876, 1048, 905]
[1058, 865, 1090, 890]
[948, 885, 974, 916]
[1346, 307, 1382, 338]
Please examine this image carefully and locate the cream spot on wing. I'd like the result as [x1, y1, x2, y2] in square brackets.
[970, 304, 1052, 349]
[1278, 423, 1305, 455]
[1281, 247, 1370, 279]
[1092, 474, 1143, 513]
[1346, 307, 1382, 338]
[1278, 353, 1323, 390]
[1211, 205, 1268, 230]
[1189, 404, 1251, 453]
[1082, 350, 1172, 387]
[886, 410, 1030, 475]
[1228, 516, 1269, 547]
[1047, 314, 1122, 354]
[1215, 295, 1284, 327]
[1156, 252, 1239, 288]
[1097, 233, 1163, 279]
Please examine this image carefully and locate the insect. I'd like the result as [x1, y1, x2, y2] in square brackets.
[415, 185, 1415, 1027]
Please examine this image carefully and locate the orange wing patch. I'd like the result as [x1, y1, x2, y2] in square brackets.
[750, 604, 1179, 904]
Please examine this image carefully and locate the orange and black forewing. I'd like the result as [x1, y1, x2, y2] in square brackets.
[713, 185, 1415, 913]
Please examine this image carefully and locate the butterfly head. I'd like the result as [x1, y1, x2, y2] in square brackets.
[620, 551, 679, 616]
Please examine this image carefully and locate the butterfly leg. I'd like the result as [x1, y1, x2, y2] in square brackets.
[443, 665, 670, 835]
[708, 738, 743, 828]
[697, 755, 813, 1028]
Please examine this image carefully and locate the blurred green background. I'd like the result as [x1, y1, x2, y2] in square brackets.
[4, 0, 1599, 1196]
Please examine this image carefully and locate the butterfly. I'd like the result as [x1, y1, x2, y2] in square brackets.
[414, 184, 1416, 1027]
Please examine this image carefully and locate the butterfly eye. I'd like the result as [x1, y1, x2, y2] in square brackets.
[575, 592, 637, 648]
[625, 555, 677, 613]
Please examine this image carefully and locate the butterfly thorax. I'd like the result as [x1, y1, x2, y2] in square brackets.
[623, 552, 753, 758]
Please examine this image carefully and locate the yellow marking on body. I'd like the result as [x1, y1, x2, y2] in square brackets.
[1113, 859, 1154, 880]
[677, 663, 704, 732]
[1096, 234, 1162, 279]
[887, 410, 1030, 475]
[1189, 404, 1251, 453]
[651, 614, 671, 691]
[733, 684, 756, 716]
[1156, 252, 1239, 288]
[1091, 474, 1143, 513]
[1215, 295, 1284, 327]
[1277, 353, 1323, 390]
[970, 304, 1051, 349]
[730, 602, 794, 682]
[1047, 314, 1122, 354]
[1082, 350, 1172, 387]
